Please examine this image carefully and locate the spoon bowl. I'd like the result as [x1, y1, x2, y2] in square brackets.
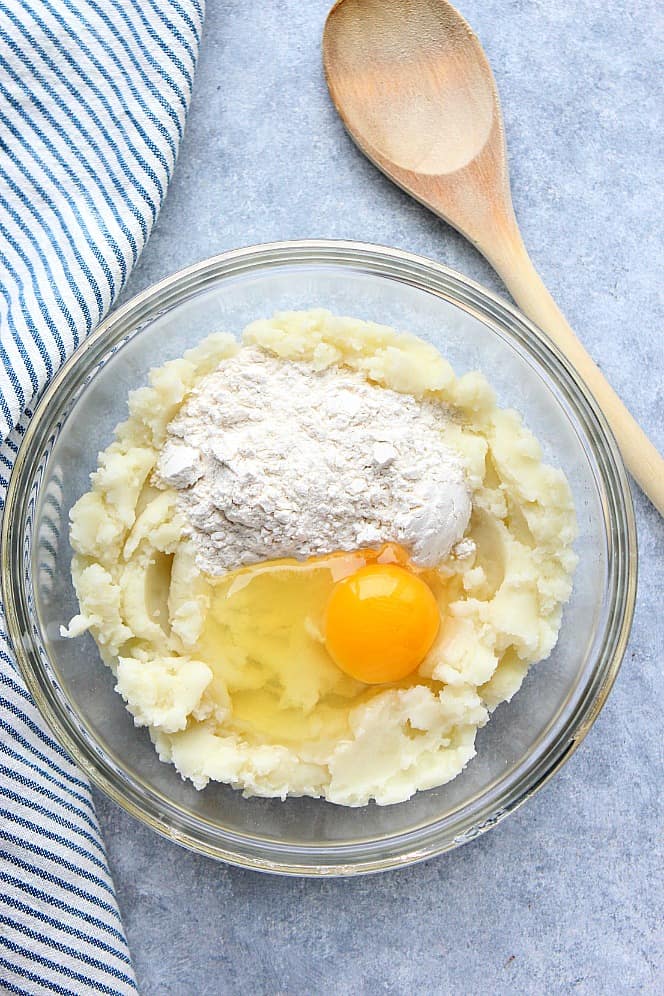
[326, 0, 495, 176]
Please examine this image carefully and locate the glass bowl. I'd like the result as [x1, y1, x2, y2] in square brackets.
[2, 241, 637, 875]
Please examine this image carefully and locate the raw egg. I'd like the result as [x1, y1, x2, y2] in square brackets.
[193, 545, 443, 743]
[325, 563, 440, 684]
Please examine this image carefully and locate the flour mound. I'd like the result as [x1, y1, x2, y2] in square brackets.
[156, 347, 471, 574]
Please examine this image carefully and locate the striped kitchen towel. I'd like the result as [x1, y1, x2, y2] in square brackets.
[0, 1, 205, 992]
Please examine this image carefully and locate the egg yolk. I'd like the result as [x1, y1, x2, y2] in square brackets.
[324, 564, 440, 684]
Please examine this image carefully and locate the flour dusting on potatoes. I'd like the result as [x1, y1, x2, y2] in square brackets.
[63, 310, 577, 806]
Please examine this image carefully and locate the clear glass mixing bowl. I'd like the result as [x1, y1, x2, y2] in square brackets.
[2, 241, 637, 875]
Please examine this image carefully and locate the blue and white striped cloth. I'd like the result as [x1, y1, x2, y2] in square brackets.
[0, 2, 204, 992]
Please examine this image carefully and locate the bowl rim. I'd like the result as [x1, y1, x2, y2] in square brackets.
[2, 239, 638, 876]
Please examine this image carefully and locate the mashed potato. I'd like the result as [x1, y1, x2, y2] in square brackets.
[64, 310, 577, 806]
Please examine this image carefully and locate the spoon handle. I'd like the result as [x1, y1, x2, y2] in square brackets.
[486, 231, 664, 514]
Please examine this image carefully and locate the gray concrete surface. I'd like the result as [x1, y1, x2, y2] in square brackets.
[94, 2, 664, 993]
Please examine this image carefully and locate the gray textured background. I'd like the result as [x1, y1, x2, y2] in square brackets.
[95, 2, 664, 993]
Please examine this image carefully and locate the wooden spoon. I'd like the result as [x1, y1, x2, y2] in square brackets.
[323, 0, 664, 513]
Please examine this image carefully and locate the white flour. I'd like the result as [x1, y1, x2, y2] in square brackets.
[156, 346, 472, 575]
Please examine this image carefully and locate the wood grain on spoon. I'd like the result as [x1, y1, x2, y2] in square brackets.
[324, 0, 664, 514]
